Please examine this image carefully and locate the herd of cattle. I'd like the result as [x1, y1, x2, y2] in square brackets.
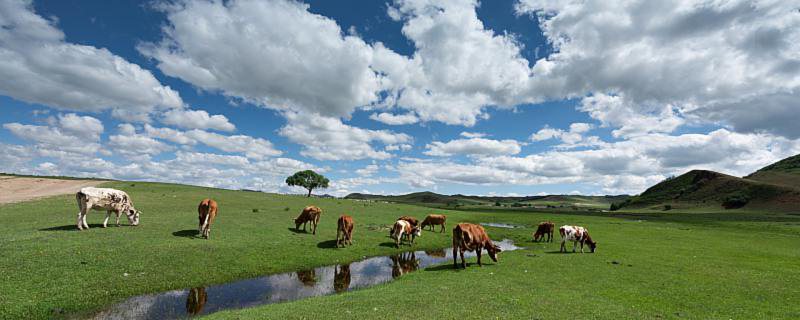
[74, 187, 598, 269]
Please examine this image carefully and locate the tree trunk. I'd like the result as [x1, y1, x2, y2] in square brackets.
[307, 188, 312, 197]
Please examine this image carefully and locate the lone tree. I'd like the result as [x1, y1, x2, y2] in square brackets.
[286, 170, 330, 197]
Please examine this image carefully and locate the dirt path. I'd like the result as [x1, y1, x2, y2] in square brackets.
[0, 176, 107, 204]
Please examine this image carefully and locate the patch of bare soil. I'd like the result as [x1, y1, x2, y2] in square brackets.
[0, 176, 107, 204]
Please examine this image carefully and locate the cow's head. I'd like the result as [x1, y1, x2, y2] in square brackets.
[411, 226, 422, 238]
[126, 208, 140, 226]
[487, 243, 502, 262]
[587, 240, 597, 253]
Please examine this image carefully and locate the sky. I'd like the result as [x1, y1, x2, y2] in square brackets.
[1, 0, 799, 197]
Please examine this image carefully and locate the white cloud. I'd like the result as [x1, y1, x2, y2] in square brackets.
[424, 138, 522, 157]
[355, 164, 379, 176]
[140, 0, 381, 118]
[460, 132, 487, 139]
[160, 108, 235, 132]
[0, 1, 182, 116]
[279, 112, 411, 161]
[369, 112, 419, 125]
[530, 122, 599, 147]
[183, 129, 281, 159]
[109, 124, 173, 156]
[3, 113, 104, 155]
[518, 0, 800, 138]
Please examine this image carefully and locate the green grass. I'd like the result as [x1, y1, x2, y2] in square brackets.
[1, 181, 799, 319]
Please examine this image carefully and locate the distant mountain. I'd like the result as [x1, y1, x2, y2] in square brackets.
[345, 191, 627, 209]
[616, 165, 800, 212]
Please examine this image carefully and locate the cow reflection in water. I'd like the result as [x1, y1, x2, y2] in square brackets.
[333, 264, 351, 293]
[424, 249, 446, 258]
[296, 269, 317, 287]
[390, 252, 419, 278]
[185, 287, 207, 316]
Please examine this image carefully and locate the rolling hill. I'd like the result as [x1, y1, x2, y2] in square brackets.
[616, 154, 800, 212]
[344, 191, 628, 209]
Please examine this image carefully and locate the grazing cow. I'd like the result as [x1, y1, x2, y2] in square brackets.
[75, 187, 140, 230]
[559, 225, 597, 253]
[420, 214, 447, 233]
[336, 215, 354, 247]
[389, 215, 418, 237]
[334, 264, 351, 293]
[198, 199, 218, 239]
[391, 219, 421, 248]
[186, 287, 207, 316]
[533, 221, 555, 242]
[452, 223, 502, 268]
[294, 205, 322, 234]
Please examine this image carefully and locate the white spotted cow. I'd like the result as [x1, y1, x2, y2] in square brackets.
[75, 187, 140, 230]
[559, 225, 597, 253]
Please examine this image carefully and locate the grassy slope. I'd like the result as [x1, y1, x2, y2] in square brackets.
[746, 154, 800, 189]
[620, 170, 800, 212]
[346, 192, 624, 209]
[1, 181, 799, 319]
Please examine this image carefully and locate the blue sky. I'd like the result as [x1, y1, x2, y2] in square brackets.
[1, 0, 799, 196]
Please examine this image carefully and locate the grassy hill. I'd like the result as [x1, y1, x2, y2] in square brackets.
[616, 169, 800, 212]
[745, 154, 800, 189]
[345, 192, 627, 209]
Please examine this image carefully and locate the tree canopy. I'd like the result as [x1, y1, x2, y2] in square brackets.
[286, 170, 330, 197]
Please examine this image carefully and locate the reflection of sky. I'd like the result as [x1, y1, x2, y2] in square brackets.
[92, 240, 520, 319]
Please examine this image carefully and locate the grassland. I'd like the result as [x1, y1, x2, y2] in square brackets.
[1, 181, 799, 319]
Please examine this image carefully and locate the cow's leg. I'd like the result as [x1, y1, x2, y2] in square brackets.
[572, 241, 577, 253]
[77, 212, 84, 230]
[102, 210, 111, 228]
[453, 246, 459, 268]
[115, 211, 122, 227]
[476, 246, 483, 267]
[580, 241, 585, 253]
[460, 249, 467, 268]
[440, 223, 445, 233]
[560, 239, 566, 252]
[201, 212, 211, 239]
[82, 213, 90, 230]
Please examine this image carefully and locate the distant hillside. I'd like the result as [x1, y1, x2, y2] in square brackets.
[616, 169, 800, 211]
[745, 154, 800, 189]
[345, 191, 627, 209]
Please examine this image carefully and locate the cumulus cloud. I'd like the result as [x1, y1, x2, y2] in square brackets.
[530, 122, 601, 147]
[141, 124, 281, 159]
[424, 137, 522, 157]
[518, 0, 800, 138]
[3, 113, 104, 155]
[0, 1, 182, 117]
[279, 112, 412, 161]
[369, 112, 419, 125]
[140, 0, 381, 118]
[160, 108, 235, 132]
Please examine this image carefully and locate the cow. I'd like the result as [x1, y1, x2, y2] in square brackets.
[336, 215, 354, 247]
[452, 223, 502, 269]
[559, 225, 597, 253]
[198, 199, 218, 239]
[75, 187, 140, 230]
[391, 219, 421, 248]
[294, 205, 322, 234]
[533, 221, 555, 242]
[420, 214, 447, 233]
[389, 215, 419, 237]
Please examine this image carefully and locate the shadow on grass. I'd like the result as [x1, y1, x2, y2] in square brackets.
[425, 263, 458, 271]
[317, 239, 339, 249]
[172, 229, 199, 238]
[379, 242, 399, 248]
[544, 250, 569, 254]
[40, 224, 104, 231]
[287, 227, 309, 234]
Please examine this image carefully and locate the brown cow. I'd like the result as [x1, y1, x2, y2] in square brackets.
[533, 221, 555, 242]
[198, 199, 218, 239]
[336, 215, 354, 247]
[420, 214, 447, 233]
[452, 223, 502, 268]
[295, 205, 322, 234]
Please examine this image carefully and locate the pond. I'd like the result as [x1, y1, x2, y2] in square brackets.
[90, 239, 522, 319]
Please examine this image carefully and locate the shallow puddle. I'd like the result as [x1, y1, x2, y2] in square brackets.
[91, 240, 521, 319]
[480, 222, 523, 229]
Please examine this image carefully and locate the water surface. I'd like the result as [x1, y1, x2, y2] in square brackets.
[91, 239, 521, 319]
